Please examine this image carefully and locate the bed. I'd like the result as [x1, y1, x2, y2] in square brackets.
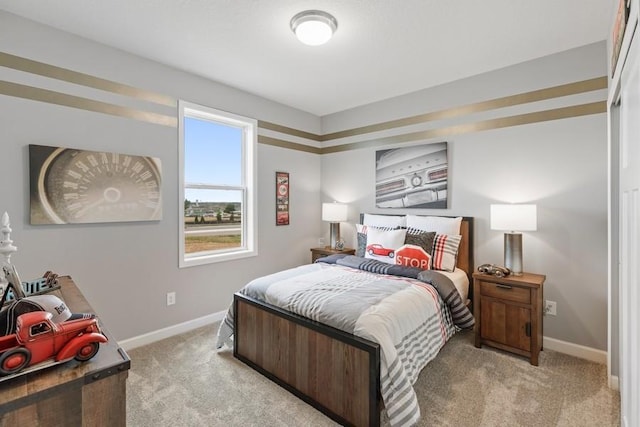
[217, 215, 474, 427]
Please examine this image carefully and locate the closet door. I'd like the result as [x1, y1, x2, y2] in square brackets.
[619, 31, 640, 427]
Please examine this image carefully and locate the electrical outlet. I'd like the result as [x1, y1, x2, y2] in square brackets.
[167, 292, 176, 306]
[318, 237, 325, 246]
[545, 300, 557, 316]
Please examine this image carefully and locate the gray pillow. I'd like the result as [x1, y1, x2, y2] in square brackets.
[356, 232, 367, 257]
[405, 228, 436, 254]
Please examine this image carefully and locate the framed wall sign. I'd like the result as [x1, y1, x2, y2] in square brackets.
[611, 0, 629, 77]
[276, 171, 289, 226]
[29, 144, 162, 224]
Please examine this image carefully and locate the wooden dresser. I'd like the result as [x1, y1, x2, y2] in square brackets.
[0, 276, 130, 426]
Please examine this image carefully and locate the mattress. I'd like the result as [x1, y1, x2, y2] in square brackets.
[438, 267, 470, 302]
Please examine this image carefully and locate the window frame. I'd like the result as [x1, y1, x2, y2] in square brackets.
[178, 100, 258, 267]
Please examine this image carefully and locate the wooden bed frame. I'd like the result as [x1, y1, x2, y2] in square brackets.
[234, 216, 473, 427]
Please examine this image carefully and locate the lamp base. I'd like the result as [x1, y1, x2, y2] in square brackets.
[329, 222, 341, 250]
[504, 232, 523, 275]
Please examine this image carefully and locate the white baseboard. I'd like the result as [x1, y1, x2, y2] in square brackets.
[119, 319, 610, 368]
[119, 310, 226, 351]
[543, 336, 607, 364]
[609, 375, 620, 391]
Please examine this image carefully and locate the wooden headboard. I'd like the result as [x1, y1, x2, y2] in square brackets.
[457, 217, 473, 282]
[358, 214, 474, 284]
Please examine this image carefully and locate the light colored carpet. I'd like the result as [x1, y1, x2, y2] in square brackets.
[126, 323, 619, 426]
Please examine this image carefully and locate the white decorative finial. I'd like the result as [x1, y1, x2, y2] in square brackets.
[0, 211, 18, 297]
[0, 212, 17, 265]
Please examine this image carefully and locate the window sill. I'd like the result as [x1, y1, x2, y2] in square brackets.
[179, 248, 258, 268]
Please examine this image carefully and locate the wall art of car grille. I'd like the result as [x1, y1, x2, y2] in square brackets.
[375, 142, 448, 209]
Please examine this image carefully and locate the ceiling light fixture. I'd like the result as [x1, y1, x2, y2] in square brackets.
[290, 10, 337, 46]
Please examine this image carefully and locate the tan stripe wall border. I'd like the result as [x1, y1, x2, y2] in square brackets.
[0, 77, 606, 154]
[321, 101, 607, 154]
[0, 80, 177, 127]
[0, 52, 177, 107]
[258, 135, 321, 154]
[0, 51, 607, 154]
[258, 121, 322, 142]
[320, 77, 607, 141]
[258, 77, 606, 142]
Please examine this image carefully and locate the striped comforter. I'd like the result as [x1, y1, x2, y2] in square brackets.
[216, 257, 474, 427]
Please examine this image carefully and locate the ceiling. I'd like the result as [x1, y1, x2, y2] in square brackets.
[0, 0, 613, 116]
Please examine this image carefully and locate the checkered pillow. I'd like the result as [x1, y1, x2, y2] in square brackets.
[431, 234, 462, 272]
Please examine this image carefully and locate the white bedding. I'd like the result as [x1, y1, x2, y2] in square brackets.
[218, 262, 461, 426]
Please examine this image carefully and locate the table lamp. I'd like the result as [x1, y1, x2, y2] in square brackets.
[490, 204, 537, 275]
[322, 202, 348, 249]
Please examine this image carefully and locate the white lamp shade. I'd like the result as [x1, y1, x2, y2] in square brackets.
[490, 204, 537, 231]
[291, 10, 337, 46]
[322, 203, 348, 222]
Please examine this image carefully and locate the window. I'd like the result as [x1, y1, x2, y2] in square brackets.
[31, 322, 51, 336]
[178, 101, 257, 267]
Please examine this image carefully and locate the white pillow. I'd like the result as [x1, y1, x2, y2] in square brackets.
[406, 215, 462, 235]
[365, 228, 407, 264]
[363, 214, 406, 228]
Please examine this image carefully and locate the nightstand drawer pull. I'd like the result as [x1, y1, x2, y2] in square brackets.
[479, 281, 531, 304]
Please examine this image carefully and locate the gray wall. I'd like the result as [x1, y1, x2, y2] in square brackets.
[0, 11, 610, 352]
[0, 11, 323, 341]
[321, 42, 609, 351]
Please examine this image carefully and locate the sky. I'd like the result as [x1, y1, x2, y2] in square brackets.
[184, 116, 243, 204]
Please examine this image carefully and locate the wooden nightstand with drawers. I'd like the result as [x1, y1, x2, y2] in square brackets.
[310, 247, 355, 263]
[473, 271, 546, 365]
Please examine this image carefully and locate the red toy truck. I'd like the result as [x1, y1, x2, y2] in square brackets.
[0, 311, 107, 376]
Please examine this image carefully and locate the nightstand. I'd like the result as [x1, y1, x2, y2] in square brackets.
[310, 247, 355, 263]
[473, 271, 546, 365]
